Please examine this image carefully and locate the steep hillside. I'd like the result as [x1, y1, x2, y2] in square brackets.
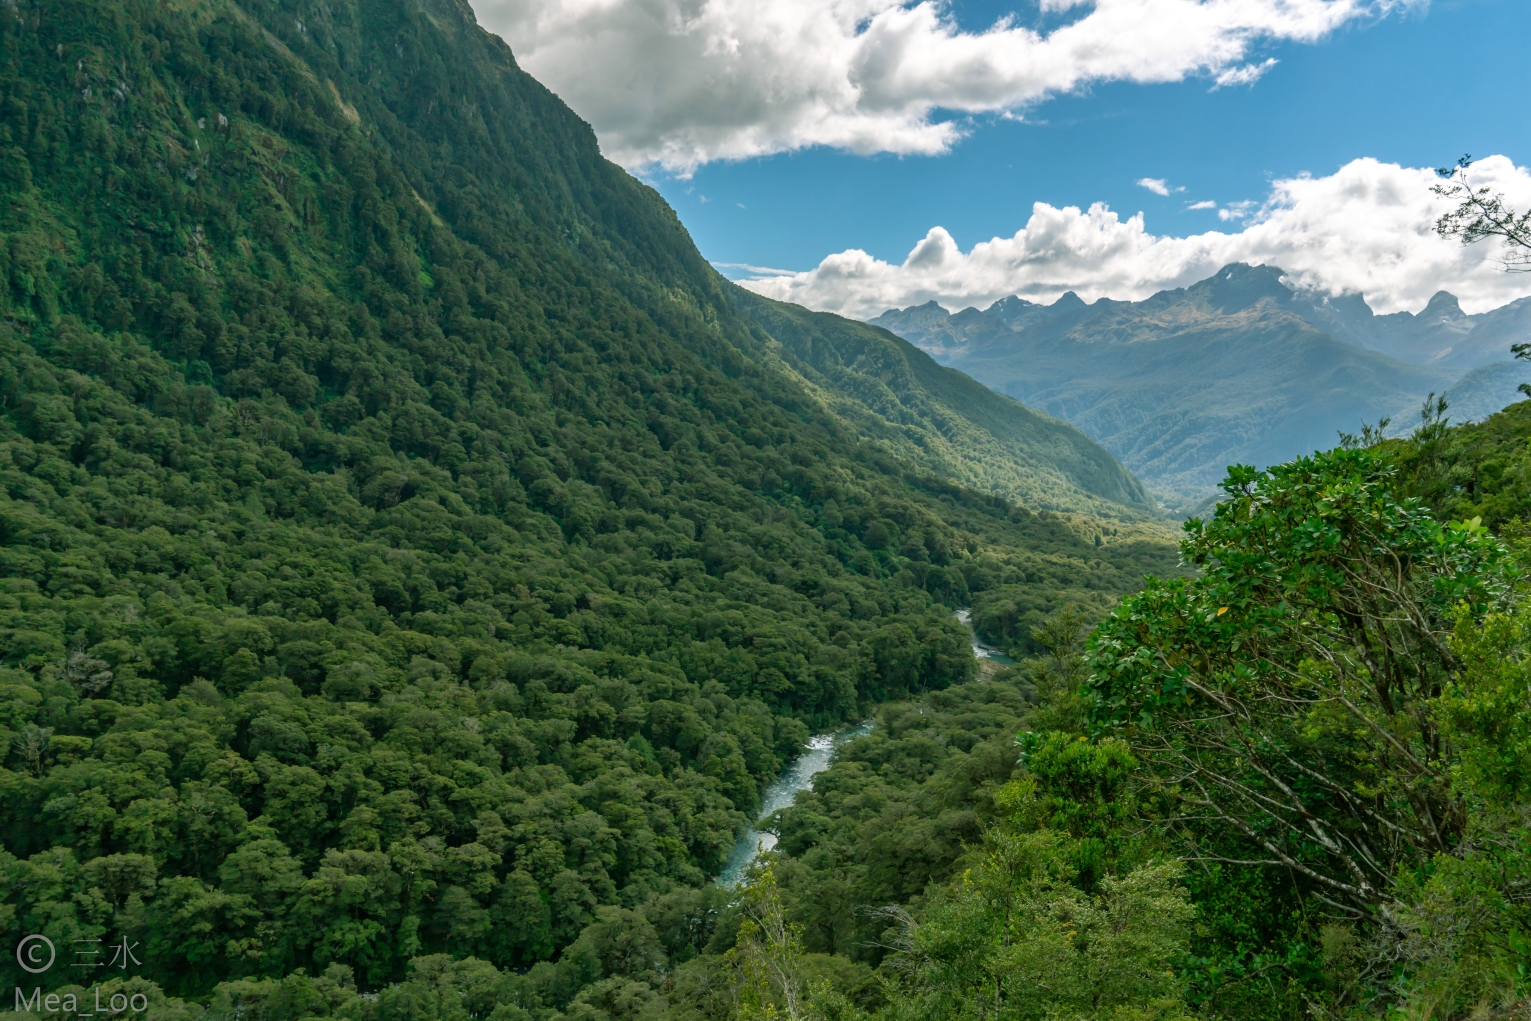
[1387, 392, 1531, 527]
[731, 292, 1155, 516]
[1439, 358, 1531, 424]
[0, 0, 1177, 1006]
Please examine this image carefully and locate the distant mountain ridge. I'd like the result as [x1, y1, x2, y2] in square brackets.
[867, 264, 1531, 511]
[877, 265, 1531, 369]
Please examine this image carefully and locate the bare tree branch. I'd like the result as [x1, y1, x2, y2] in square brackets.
[1435, 155, 1531, 272]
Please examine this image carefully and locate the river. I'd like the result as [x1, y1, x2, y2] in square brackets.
[716, 610, 1007, 885]
[717, 719, 874, 885]
[955, 608, 1015, 665]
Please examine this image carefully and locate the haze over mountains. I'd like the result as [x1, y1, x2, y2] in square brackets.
[868, 264, 1531, 510]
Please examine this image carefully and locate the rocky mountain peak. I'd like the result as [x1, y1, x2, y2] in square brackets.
[1189, 262, 1293, 313]
[1421, 290, 1467, 322]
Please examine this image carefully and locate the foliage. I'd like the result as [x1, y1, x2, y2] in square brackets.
[1365, 603, 1531, 1018]
[1387, 396, 1531, 530]
[881, 825, 1196, 1021]
[732, 423, 1531, 1021]
[0, 0, 1179, 1006]
[1091, 449, 1512, 913]
[764, 676, 1036, 963]
[1434, 155, 1531, 273]
[724, 859, 812, 1021]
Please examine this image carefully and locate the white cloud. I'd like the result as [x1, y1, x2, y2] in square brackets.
[1186, 199, 1218, 210]
[713, 262, 798, 276]
[1218, 199, 1258, 220]
[738, 155, 1531, 319]
[472, 0, 1415, 173]
[1212, 56, 1278, 87]
[1137, 177, 1172, 196]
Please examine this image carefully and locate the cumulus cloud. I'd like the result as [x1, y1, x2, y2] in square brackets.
[472, 0, 1414, 173]
[738, 156, 1531, 319]
[1186, 199, 1218, 210]
[1137, 177, 1173, 196]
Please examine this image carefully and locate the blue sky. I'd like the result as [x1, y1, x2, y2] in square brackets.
[478, 0, 1531, 317]
[630, 0, 1527, 278]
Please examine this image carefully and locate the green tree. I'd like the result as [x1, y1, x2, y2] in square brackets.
[1091, 449, 1510, 912]
[885, 828, 1196, 1021]
[726, 857, 812, 1021]
[1360, 603, 1531, 1019]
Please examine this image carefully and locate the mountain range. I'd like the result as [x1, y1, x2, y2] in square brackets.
[868, 264, 1531, 510]
[0, 0, 1179, 1005]
[8, 0, 1525, 1013]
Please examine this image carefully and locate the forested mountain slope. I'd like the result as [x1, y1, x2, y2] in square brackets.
[731, 293, 1154, 516]
[1436, 357, 1531, 424]
[0, 0, 1176, 1008]
[648, 400, 1531, 1021]
[1388, 393, 1531, 527]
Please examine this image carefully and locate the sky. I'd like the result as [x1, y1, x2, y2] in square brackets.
[469, 0, 1531, 319]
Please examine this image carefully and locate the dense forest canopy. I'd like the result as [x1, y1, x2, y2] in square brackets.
[0, 0, 1176, 1014]
[701, 406, 1531, 1021]
[4, 0, 1530, 1020]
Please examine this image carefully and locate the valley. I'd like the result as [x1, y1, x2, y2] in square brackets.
[0, 0, 1172, 1010]
[2, 2, 1530, 1021]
